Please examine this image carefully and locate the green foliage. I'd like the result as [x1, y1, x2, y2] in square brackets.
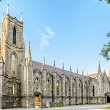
[54, 104, 57, 107]
[100, 32, 110, 60]
[59, 103, 63, 107]
[99, 0, 110, 4]
[54, 103, 63, 107]
[107, 0, 110, 4]
[100, 0, 110, 60]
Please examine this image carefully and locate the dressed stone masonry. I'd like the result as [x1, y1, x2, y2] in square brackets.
[0, 5, 110, 109]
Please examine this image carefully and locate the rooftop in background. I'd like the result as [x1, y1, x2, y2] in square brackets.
[86, 73, 98, 78]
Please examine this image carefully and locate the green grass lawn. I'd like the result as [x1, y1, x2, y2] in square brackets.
[103, 106, 110, 109]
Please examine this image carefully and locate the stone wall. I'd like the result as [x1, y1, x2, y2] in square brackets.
[2, 95, 21, 109]
[33, 67, 110, 107]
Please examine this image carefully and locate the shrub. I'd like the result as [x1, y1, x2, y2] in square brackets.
[59, 103, 63, 107]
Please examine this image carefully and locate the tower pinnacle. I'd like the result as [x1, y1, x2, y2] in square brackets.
[1, 13, 4, 23]
[62, 63, 64, 70]
[43, 57, 45, 66]
[6, 4, 9, 15]
[82, 69, 84, 76]
[41, 57, 46, 70]
[87, 71, 88, 77]
[98, 61, 101, 73]
[27, 42, 31, 64]
[20, 13, 23, 22]
[53, 60, 56, 72]
[76, 68, 78, 74]
[54, 60, 56, 69]
[70, 66, 72, 72]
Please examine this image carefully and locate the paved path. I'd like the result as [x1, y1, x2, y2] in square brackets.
[2, 103, 110, 110]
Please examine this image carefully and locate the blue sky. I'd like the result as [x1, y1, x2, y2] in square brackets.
[0, 0, 110, 75]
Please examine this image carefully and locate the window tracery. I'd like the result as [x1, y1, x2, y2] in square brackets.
[13, 27, 16, 45]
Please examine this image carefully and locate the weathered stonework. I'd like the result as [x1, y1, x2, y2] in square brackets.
[0, 6, 110, 109]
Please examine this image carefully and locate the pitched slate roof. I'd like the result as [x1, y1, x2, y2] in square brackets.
[32, 60, 98, 82]
[32, 60, 83, 78]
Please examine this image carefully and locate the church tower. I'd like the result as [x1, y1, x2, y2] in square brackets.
[1, 4, 25, 78]
[0, 5, 25, 108]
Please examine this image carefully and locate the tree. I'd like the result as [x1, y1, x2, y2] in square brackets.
[100, 1, 110, 60]
[99, 0, 110, 4]
[100, 33, 110, 60]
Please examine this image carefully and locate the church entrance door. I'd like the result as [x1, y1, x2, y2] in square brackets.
[105, 92, 110, 103]
[107, 96, 110, 103]
[35, 95, 40, 108]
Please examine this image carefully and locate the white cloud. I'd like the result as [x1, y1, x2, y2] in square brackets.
[40, 26, 54, 49]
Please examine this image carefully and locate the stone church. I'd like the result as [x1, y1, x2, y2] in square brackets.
[0, 5, 110, 109]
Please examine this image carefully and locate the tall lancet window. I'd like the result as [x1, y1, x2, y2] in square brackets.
[93, 86, 95, 96]
[11, 53, 16, 77]
[13, 27, 16, 45]
[56, 81, 59, 96]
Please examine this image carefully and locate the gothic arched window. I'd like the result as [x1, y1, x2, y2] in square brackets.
[56, 81, 59, 96]
[13, 27, 16, 45]
[11, 53, 16, 77]
[8, 87, 13, 95]
[65, 82, 67, 96]
[72, 83, 74, 96]
[93, 86, 95, 96]
[46, 79, 50, 95]
[13, 84, 15, 95]
[35, 77, 39, 90]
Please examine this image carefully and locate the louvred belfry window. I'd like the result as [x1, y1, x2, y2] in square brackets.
[13, 27, 16, 45]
